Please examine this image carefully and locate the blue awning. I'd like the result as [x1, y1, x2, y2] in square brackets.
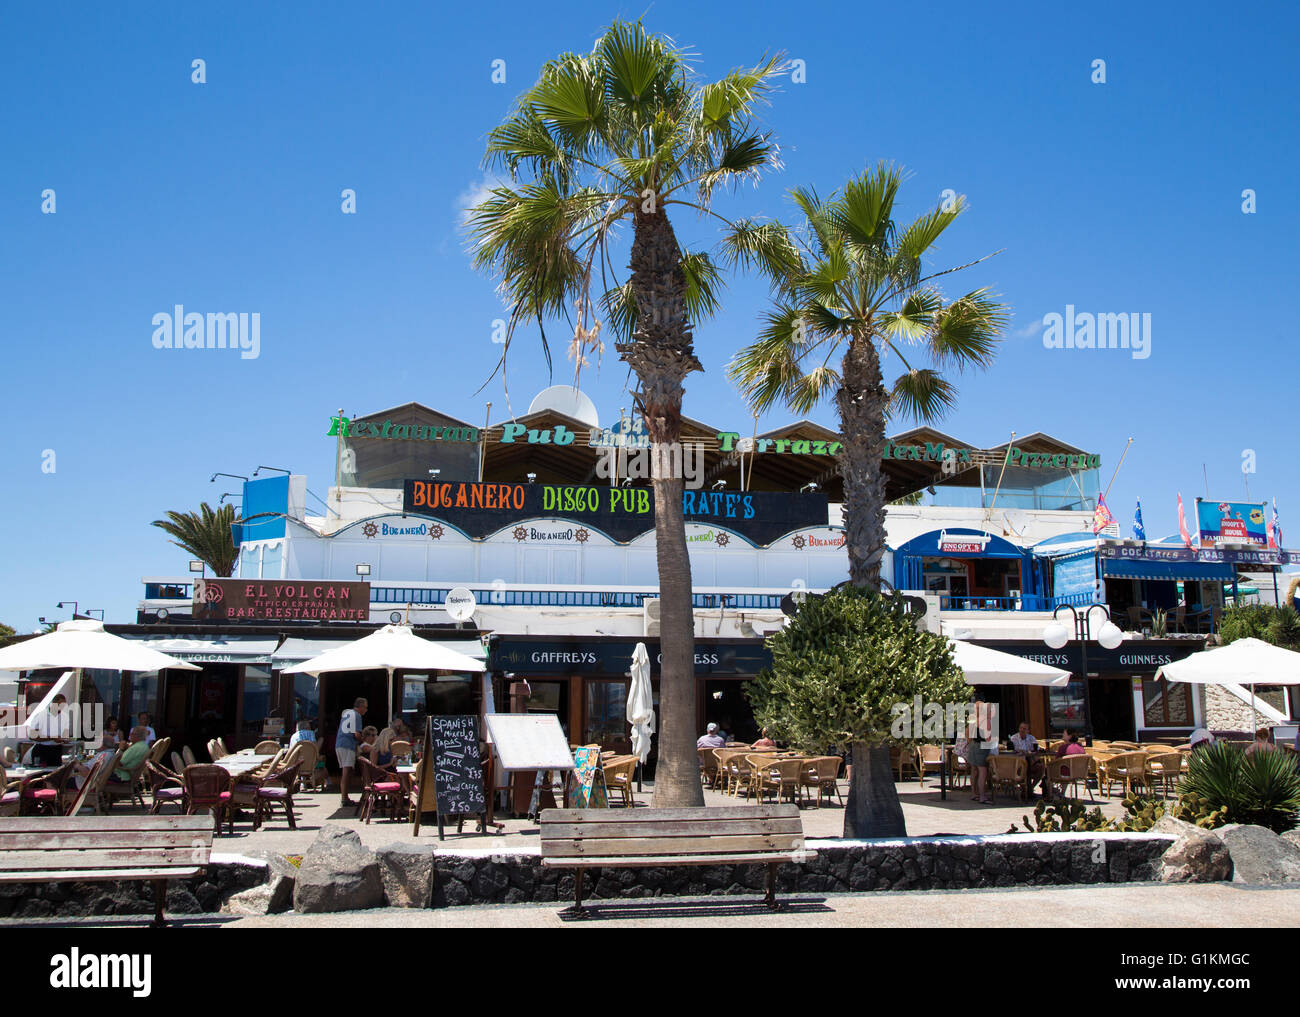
[1102, 560, 1236, 582]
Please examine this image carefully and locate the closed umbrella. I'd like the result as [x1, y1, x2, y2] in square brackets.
[627, 642, 654, 793]
[283, 624, 485, 721]
[1159, 637, 1300, 729]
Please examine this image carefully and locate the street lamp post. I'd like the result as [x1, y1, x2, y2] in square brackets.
[1042, 604, 1124, 743]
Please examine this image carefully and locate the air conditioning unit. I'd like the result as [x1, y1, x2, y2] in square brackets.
[643, 598, 662, 636]
[900, 591, 942, 633]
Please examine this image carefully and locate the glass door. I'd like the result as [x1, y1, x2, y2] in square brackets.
[584, 680, 630, 754]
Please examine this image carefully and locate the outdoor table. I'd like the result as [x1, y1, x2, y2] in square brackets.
[5, 766, 53, 782]
[214, 753, 275, 777]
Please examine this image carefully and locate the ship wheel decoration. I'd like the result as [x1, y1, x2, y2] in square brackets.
[714, 532, 730, 547]
[362, 522, 378, 539]
[512, 526, 528, 542]
[428, 523, 445, 540]
[791, 535, 807, 550]
[575, 528, 590, 543]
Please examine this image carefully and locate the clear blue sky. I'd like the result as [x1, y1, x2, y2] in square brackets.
[2, 1, 1297, 630]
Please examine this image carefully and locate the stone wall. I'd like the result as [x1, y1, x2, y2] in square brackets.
[0, 835, 1176, 919]
[0, 855, 269, 921]
[430, 833, 1174, 907]
[1202, 684, 1267, 733]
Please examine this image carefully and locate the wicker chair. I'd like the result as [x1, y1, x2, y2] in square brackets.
[988, 754, 1027, 804]
[698, 747, 721, 788]
[946, 745, 971, 789]
[216, 738, 232, 757]
[2, 746, 15, 765]
[1097, 752, 1147, 798]
[146, 760, 187, 815]
[253, 759, 303, 830]
[1, 762, 21, 816]
[1145, 752, 1184, 798]
[800, 756, 844, 807]
[388, 739, 412, 760]
[1047, 753, 1091, 800]
[713, 749, 746, 793]
[357, 756, 404, 823]
[170, 750, 186, 774]
[916, 744, 945, 786]
[19, 759, 78, 816]
[184, 764, 234, 834]
[288, 740, 320, 791]
[182, 745, 198, 767]
[75, 747, 125, 815]
[103, 749, 150, 811]
[254, 740, 281, 755]
[604, 757, 638, 807]
[63, 758, 108, 817]
[753, 755, 803, 806]
[206, 739, 225, 762]
[148, 736, 172, 765]
[891, 745, 920, 781]
[728, 753, 760, 800]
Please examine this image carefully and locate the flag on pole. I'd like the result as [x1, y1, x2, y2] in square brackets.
[1092, 493, 1116, 535]
[1272, 498, 1283, 549]
[1133, 499, 1146, 541]
[1178, 493, 1196, 549]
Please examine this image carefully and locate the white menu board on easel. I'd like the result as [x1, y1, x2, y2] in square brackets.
[484, 713, 575, 771]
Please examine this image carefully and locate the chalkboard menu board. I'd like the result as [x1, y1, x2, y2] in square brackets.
[428, 715, 485, 815]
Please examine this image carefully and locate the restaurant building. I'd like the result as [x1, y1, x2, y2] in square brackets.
[112, 390, 1296, 757]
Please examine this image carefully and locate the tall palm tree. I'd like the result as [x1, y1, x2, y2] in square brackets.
[727, 163, 1007, 834]
[151, 502, 238, 577]
[469, 19, 783, 806]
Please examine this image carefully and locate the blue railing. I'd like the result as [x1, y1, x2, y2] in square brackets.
[940, 595, 1049, 611]
[1049, 592, 1102, 608]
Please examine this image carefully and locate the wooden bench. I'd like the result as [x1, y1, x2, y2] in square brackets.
[0, 815, 216, 927]
[539, 804, 814, 914]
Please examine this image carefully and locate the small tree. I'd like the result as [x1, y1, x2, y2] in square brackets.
[151, 502, 238, 577]
[746, 587, 966, 837]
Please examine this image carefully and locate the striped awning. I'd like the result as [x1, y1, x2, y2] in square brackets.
[1102, 560, 1236, 582]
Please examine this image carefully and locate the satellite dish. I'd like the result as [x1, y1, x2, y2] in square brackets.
[444, 587, 477, 622]
[527, 386, 599, 428]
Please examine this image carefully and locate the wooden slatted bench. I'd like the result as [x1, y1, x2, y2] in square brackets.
[539, 804, 815, 914]
[0, 815, 216, 927]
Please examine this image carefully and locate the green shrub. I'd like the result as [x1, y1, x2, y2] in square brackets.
[1180, 741, 1300, 832]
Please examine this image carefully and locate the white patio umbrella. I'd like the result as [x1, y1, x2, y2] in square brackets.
[283, 624, 485, 721]
[1158, 637, 1300, 729]
[0, 619, 199, 741]
[949, 639, 1071, 687]
[627, 642, 655, 764]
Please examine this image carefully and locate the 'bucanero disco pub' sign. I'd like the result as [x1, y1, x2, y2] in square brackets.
[194, 579, 371, 621]
[402, 479, 828, 546]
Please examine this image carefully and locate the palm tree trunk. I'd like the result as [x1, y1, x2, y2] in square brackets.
[845, 741, 906, 838]
[837, 337, 889, 589]
[619, 206, 703, 808]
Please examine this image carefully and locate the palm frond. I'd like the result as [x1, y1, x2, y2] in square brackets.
[888, 368, 957, 423]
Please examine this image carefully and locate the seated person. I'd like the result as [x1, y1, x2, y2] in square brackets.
[71, 726, 149, 788]
[374, 717, 408, 766]
[1009, 722, 1038, 754]
[356, 726, 382, 766]
[288, 719, 316, 746]
[1189, 728, 1216, 751]
[696, 723, 725, 749]
[752, 727, 777, 749]
[100, 716, 123, 751]
[1055, 729, 1087, 757]
[1245, 726, 1275, 757]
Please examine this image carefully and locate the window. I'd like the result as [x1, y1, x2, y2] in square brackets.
[129, 671, 160, 721]
[242, 666, 273, 737]
[1048, 679, 1087, 731]
[1142, 677, 1193, 727]
[292, 674, 320, 727]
